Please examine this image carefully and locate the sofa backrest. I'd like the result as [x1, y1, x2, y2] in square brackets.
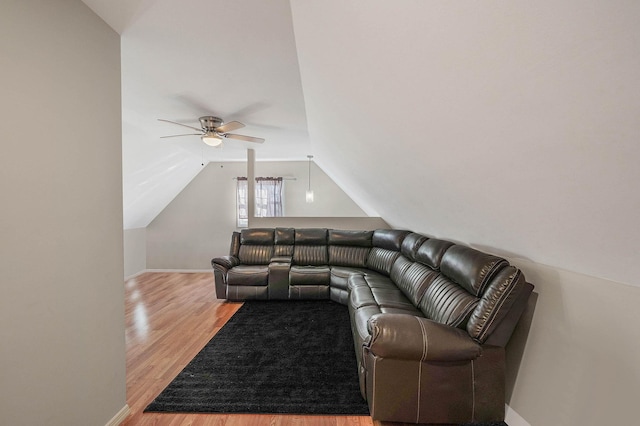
[394, 261, 439, 306]
[292, 228, 328, 266]
[419, 245, 506, 331]
[238, 228, 274, 265]
[274, 227, 295, 257]
[229, 231, 241, 258]
[466, 265, 526, 343]
[414, 244, 525, 344]
[440, 245, 508, 297]
[328, 229, 372, 267]
[388, 233, 433, 303]
[414, 238, 455, 271]
[400, 233, 428, 261]
[366, 229, 410, 275]
[418, 274, 480, 329]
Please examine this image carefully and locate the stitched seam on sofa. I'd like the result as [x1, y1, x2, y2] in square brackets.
[477, 259, 508, 295]
[451, 300, 479, 329]
[416, 317, 429, 362]
[417, 360, 422, 423]
[471, 359, 476, 421]
[371, 355, 377, 416]
[478, 270, 520, 342]
[415, 317, 428, 423]
[476, 270, 518, 340]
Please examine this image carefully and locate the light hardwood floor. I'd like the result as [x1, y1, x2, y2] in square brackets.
[122, 272, 404, 426]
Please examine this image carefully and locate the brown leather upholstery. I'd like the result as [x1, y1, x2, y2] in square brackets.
[229, 231, 241, 258]
[418, 274, 479, 328]
[440, 245, 508, 296]
[274, 227, 294, 257]
[467, 265, 526, 342]
[400, 232, 429, 261]
[210, 228, 534, 424]
[237, 228, 275, 265]
[365, 247, 401, 275]
[371, 229, 410, 251]
[414, 238, 454, 270]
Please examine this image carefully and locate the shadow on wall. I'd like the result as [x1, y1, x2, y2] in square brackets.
[465, 242, 540, 405]
[505, 291, 538, 403]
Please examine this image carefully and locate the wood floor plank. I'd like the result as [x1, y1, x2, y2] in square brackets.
[121, 272, 401, 426]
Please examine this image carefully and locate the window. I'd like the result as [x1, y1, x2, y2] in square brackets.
[236, 178, 249, 228]
[236, 177, 284, 228]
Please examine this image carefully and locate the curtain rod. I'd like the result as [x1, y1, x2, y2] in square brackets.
[232, 177, 297, 181]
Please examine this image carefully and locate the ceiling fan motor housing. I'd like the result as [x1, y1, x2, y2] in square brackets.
[199, 116, 224, 132]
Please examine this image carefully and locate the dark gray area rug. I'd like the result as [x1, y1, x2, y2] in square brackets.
[145, 300, 370, 415]
[145, 299, 509, 425]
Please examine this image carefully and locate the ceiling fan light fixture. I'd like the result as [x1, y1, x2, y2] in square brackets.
[201, 133, 223, 147]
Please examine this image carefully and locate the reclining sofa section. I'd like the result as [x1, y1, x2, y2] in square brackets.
[211, 228, 533, 425]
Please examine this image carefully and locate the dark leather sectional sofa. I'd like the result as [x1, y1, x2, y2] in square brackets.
[211, 228, 533, 424]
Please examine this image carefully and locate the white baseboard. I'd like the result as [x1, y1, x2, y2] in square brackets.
[105, 404, 130, 426]
[505, 404, 530, 426]
[124, 270, 147, 281]
[125, 269, 213, 281]
[145, 268, 212, 274]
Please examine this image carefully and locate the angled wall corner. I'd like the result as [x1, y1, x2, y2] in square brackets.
[145, 160, 370, 270]
[0, 1, 126, 424]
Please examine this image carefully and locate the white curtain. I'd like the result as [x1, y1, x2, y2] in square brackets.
[236, 177, 284, 227]
[236, 177, 249, 228]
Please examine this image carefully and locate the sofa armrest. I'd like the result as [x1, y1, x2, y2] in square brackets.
[212, 255, 240, 271]
[268, 257, 291, 299]
[365, 314, 481, 362]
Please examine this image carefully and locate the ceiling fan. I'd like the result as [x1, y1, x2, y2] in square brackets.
[158, 116, 265, 147]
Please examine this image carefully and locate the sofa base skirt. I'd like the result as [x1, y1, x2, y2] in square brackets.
[226, 285, 269, 301]
[288, 285, 330, 300]
[363, 346, 506, 424]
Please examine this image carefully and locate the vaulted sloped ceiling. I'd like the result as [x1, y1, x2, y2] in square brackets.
[82, 0, 640, 286]
[82, 0, 310, 229]
[289, 0, 640, 286]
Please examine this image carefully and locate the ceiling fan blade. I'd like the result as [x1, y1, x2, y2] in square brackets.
[215, 121, 245, 133]
[224, 133, 265, 144]
[158, 118, 203, 132]
[160, 133, 203, 138]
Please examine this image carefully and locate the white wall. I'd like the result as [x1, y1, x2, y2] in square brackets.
[506, 259, 640, 425]
[0, 1, 126, 425]
[255, 160, 367, 217]
[290, 1, 640, 424]
[124, 228, 146, 278]
[252, 217, 388, 230]
[146, 160, 368, 270]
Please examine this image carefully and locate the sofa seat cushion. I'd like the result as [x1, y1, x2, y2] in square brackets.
[289, 265, 331, 286]
[330, 266, 369, 291]
[349, 286, 378, 309]
[379, 305, 423, 316]
[349, 282, 417, 312]
[347, 274, 397, 292]
[370, 287, 415, 311]
[227, 265, 269, 286]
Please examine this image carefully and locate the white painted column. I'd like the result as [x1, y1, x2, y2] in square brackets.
[247, 148, 255, 226]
